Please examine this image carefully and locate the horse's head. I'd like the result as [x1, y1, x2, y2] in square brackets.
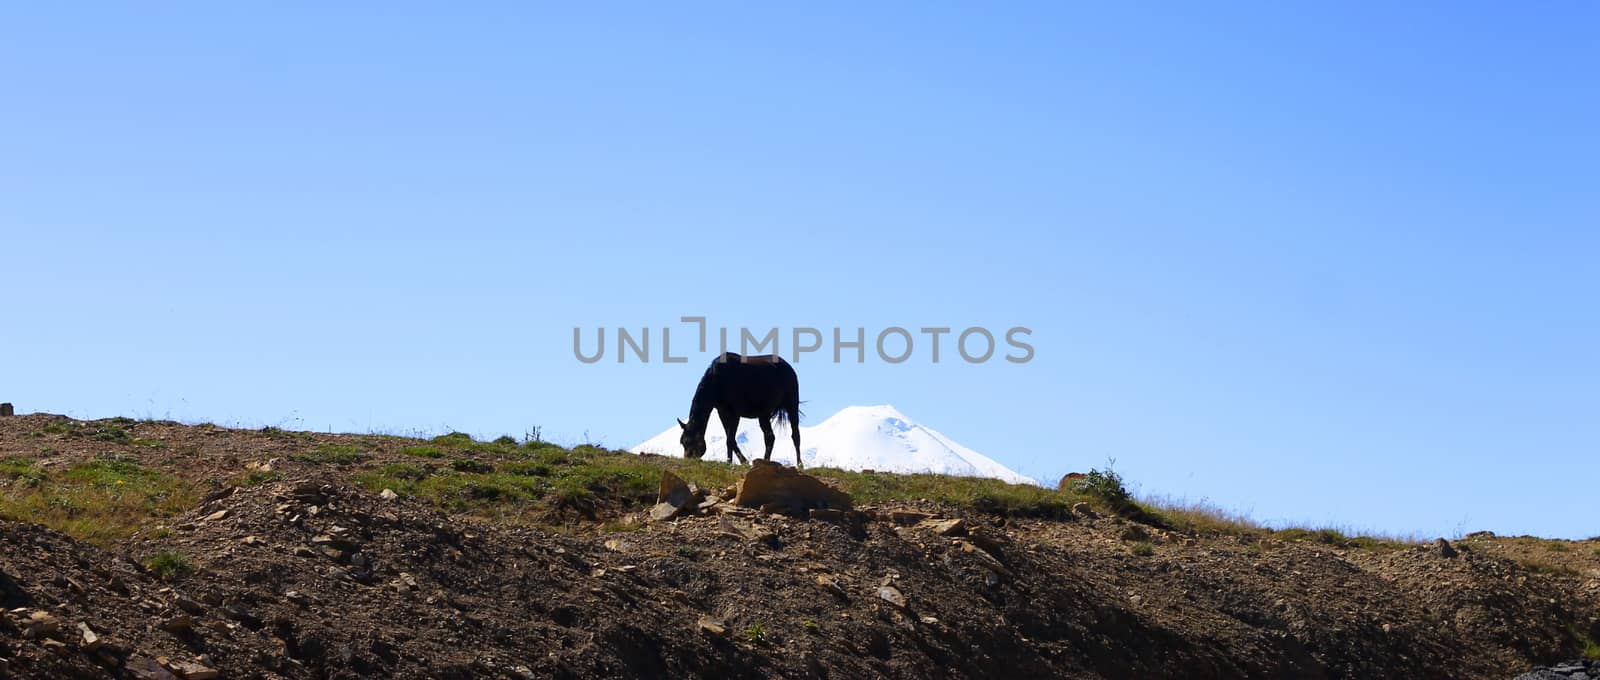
[677, 418, 707, 459]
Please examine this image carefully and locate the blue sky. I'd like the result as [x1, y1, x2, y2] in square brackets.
[2, 4, 1595, 538]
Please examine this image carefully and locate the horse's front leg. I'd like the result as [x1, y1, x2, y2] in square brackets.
[718, 411, 749, 465]
[759, 417, 776, 462]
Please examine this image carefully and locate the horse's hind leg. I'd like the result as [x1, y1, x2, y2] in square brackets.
[787, 405, 802, 469]
[759, 418, 775, 462]
[718, 410, 748, 465]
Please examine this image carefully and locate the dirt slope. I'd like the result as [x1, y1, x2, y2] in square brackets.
[1, 414, 1597, 679]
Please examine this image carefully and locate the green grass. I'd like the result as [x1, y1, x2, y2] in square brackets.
[237, 470, 281, 487]
[0, 458, 200, 546]
[1129, 541, 1155, 557]
[0, 457, 44, 485]
[354, 444, 726, 522]
[400, 446, 446, 459]
[1517, 557, 1581, 578]
[744, 623, 770, 646]
[810, 466, 1074, 517]
[291, 444, 369, 465]
[145, 551, 191, 580]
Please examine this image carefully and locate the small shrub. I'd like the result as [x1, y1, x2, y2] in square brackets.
[432, 432, 476, 447]
[451, 459, 494, 474]
[145, 551, 191, 580]
[1130, 541, 1155, 557]
[240, 470, 281, 487]
[88, 424, 132, 443]
[493, 435, 519, 446]
[744, 623, 770, 646]
[1071, 465, 1133, 509]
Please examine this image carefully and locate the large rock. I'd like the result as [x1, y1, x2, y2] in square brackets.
[649, 470, 706, 521]
[734, 460, 851, 516]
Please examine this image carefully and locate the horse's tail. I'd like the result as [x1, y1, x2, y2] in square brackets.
[774, 403, 804, 427]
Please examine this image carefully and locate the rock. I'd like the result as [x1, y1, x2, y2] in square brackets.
[889, 510, 930, 525]
[78, 622, 102, 650]
[202, 510, 228, 522]
[379, 488, 399, 500]
[959, 540, 1014, 578]
[1436, 538, 1459, 558]
[876, 585, 907, 608]
[816, 574, 848, 600]
[650, 470, 706, 521]
[696, 615, 728, 637]
[1072, 502, 1098, 519]
[125, 656, 178, 680]
[293, 546, 316, 558]
[1119, 525, 1150, 542]
[1465, 530, 1496, 539]
[809, 508, 844, 522]
[160, 614, 195, 633]
[734, 460, 851, 515]
[658, 469, 693, 505]
[170, 595, 204, 613]
[0, 403, 13, 417]
[918, 518, 968, 537]
[24, 610, 59, 637]
[169, 660, 221, 679]
[1057, 472, 1086, 490]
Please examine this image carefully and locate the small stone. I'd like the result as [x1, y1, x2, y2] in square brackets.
[125, 656, 178, 680]
[241, 535, 262, 546]
[1435, 538, 1459, 558]
[809, 508, 845, 522]
[603, 539, 627, 552]
[816, 574, 848, 600]
[25, 610, 59, 637]
[293, 546, 316, 558]
[697, 615, 727, 637]
[919, 615, 939, 625]
[202, 510, 228, 522]
[1072, 502, 1099, 519]
[169, 660, 221, 679]
[379, 488, 399, 500]
[876, 585, 907, 608]
[160, 615, 194, 633]
[889, 510, 930, 525]
[917, 518, 968, 536]
[79, 622, 102, 650]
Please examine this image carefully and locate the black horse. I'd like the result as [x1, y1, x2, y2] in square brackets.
[678, 352, 803, 468]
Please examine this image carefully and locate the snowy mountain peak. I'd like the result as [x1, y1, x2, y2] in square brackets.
[631, 405, 1038, 486]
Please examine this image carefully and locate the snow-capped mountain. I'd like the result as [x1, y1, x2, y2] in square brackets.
[631, 404, 1038, 486]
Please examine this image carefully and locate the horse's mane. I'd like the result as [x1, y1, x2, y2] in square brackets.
[685, 358, 721, 428]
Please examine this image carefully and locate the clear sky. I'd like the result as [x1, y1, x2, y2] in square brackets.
[2, 4, 1595, 539]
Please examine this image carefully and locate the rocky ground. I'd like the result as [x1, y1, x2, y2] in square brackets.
[1, 413, 1598, 679]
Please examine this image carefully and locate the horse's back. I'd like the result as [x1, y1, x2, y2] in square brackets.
[716, 352, 787, 366]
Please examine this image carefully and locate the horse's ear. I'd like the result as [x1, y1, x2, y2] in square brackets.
[677, 418, 687, 430]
